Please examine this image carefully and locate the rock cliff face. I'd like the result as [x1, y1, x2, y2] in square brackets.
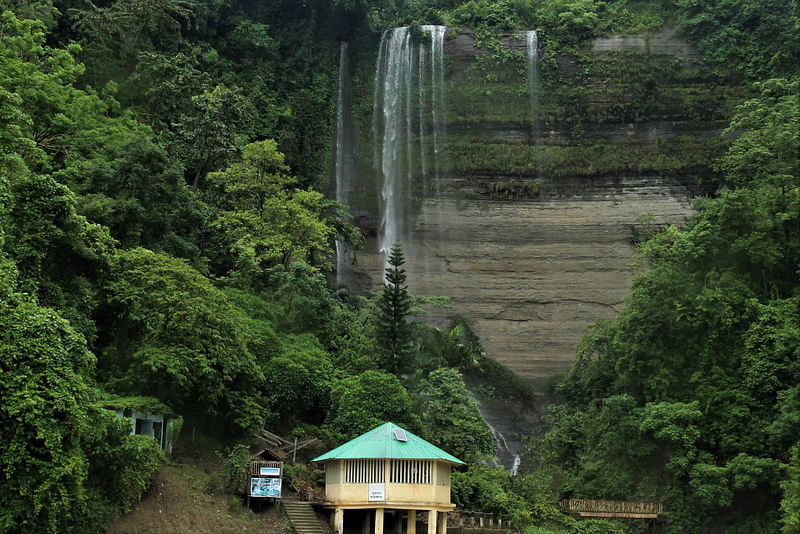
[354, 179, 693, 386]
[341, 28, 743, 388]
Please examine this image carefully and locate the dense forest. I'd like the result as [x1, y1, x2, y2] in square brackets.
[0, 0, 798, 533]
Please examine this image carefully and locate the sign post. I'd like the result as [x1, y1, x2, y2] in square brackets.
[248, 461, 284, 500]
[368, 483, 385, 502]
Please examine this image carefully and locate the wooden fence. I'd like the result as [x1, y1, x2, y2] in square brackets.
[560, 499, 664, 519]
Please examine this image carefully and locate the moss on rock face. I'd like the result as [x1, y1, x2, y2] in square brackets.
[347, 26, 750, 203]
[444, 135, 731, 180]
[437, 30, 750, 189]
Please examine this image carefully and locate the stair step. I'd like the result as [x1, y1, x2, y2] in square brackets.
[282, 502, 326, 534]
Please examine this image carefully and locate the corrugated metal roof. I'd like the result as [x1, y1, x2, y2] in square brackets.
[312, 422, 464, 465]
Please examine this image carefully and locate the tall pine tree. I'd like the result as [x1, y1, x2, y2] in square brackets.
[375, 244, 412, 374]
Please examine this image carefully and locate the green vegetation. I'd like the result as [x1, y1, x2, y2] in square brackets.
[543, 78, 799, 532]
[676, 0, 800, 79]
[375, 244, 414, 373]
[208, 139, 353, 273]
[1, 0, 798, 532]
[445, 136, 730, 178]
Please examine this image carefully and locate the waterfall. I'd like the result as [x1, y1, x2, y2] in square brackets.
[523, 30, 540, 139]
[484, 419, 521, 475]
[373, 26, 447, 271]
[334, 42, 354, 287]
[422, 24, 446, 186]
[484, 413, 522, 475]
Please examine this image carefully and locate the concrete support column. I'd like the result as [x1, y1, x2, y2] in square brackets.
[427, 510, 437, 534]
[407, 511, 417, 534]
[333, 508, 344, 534]
[437, 512, 446, 534]
[363, 510, 371, 534]
[375, 508, 385, 534]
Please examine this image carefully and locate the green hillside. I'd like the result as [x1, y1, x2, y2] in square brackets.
[1, 0, 798, 533]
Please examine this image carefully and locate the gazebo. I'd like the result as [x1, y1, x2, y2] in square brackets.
[312, 422, 464, 534]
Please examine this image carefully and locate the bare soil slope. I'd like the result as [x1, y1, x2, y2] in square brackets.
[110, 463, 289, 534]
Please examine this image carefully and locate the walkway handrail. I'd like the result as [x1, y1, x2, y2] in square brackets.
[560, 499, 664, 515]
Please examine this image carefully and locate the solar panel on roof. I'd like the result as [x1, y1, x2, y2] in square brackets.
[393, 428, 408, 442]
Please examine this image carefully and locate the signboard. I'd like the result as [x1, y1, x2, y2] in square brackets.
[259, 466, 281, 476]
[368, 483, 385, 502]
[250, 477, 282, 498]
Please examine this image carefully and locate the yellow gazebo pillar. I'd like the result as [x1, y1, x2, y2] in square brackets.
[407, 511, 416, 534]
[427, 510, 437, 534]
[362, 511, 371, 534]
[333, 508, 344, 534]
[375, 508, 385, 534]
[437, 512, 447, 534]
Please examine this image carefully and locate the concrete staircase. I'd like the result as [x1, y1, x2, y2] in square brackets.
[282, 500, 327, 534]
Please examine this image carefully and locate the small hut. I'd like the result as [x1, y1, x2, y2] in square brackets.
[101, 394, 182, 453]
[313, 422, 463, 534]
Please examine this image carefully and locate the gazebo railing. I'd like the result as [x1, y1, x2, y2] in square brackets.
[446, 510, 511, 530]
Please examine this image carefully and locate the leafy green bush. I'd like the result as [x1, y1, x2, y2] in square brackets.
[264, 334, 333, 427]
[87, 425, 163, 513]
[0, 297, 96, 533]
[677, 0, 800, 78]
[533, 0, 599, 51]
[450, 0, 535, 30]
[326, 370, 418, 442]
[416, 368, 495, 463]
[452, 464, 533, 526]
[100, 248, 267, 433]
[217, 444, 251, 494]
[781, 443, 800, 532]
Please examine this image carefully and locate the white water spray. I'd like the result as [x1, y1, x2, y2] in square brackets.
[485, 417, 522, 475]
[373, 26, 447, 272]
[334, 42, 354, 286]
[422, 25, 446, 185]
[523, 30, 540, 138]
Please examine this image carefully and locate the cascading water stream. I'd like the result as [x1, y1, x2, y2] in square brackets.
[481, 408, 522, 475]
[523, 30, 540, 139]
[373, 26, 447, 273]
[422, 25, 446, 186]
[334, 42, 354, 287]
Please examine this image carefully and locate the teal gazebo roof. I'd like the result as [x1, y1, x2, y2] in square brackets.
[313, 422, 464, 465]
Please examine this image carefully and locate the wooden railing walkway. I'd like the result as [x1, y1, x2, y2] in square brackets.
[560, 499, 664, 519]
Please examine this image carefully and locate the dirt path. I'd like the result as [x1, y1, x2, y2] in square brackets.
[110, 465, 290, 534]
